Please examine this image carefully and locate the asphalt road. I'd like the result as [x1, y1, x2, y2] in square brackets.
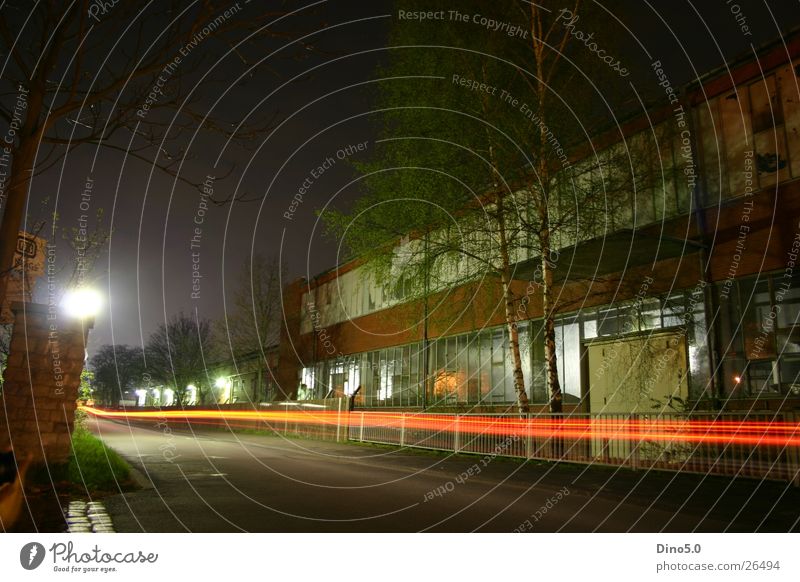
[87, 416, 800, 533]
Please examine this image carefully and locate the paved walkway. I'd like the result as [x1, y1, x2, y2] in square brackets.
[83, 417, 800, 532]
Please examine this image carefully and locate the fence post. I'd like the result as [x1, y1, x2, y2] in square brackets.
[454, 415, 461, 453]
[359, 411, 365, 442]
[400, 413, 406, 446]
[789, 411, 800, 487]
[525, 413, 533, 459]
[334, 397, 341, 442]
[629, 413, 638, 471]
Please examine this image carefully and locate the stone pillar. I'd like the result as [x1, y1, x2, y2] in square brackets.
[0, 302, 91, 464]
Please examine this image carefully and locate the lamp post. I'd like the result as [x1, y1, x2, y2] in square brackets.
[61, 287, 103, 320]
[60, 287, 102, 365]
[215, 376, 232, 403]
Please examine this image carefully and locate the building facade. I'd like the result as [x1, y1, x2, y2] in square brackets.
[277, 33, 800, 414]
[208, 347, 280, 405]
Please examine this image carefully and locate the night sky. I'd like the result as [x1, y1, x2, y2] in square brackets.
[8, 0, 800, 354]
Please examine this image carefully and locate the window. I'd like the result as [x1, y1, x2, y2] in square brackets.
[720, 88, 753, 198]
[778, 63, 800, 178]
[378, 355, 394, 402]
[554, 321, 581, 401]
[749, 75, 790, 186]
[717, 273, 800, 397]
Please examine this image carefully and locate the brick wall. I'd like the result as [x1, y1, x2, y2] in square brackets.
[0, 302, 91, 464]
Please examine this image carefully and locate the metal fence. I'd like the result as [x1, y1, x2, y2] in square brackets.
[257, 399, 349, 441]
[102, 399, 351, 442]
[94, 402, 800, 484]
[348, 411, 800, 485]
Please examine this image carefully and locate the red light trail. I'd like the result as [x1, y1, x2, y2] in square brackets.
[81, 406, 800, 448]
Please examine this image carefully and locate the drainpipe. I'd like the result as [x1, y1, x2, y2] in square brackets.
[422, 229, 430, 410]
[682, 88, 723, 411]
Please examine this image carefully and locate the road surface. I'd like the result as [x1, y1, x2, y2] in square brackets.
[86, 416, 800, 532]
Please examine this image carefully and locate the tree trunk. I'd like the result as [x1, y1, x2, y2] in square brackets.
[0, 146, 35, 310]
[0, 72, 48, 310]
[503, 271, 530, 415]
[540, 229, 563, 413]
[256, 360, 263, 403]
[496, 194, 530, 414]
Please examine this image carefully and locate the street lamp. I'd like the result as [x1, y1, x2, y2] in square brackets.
[62, 287, 102, 319]
[215, 376, 231, 403]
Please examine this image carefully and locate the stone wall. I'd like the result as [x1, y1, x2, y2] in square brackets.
[0, 302, 90, 464]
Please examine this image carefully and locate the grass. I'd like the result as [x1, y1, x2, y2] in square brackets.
[28, 412, 134, 493]
[65, 424, 132, 490]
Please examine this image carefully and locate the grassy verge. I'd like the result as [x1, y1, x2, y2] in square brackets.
[64, 423, 132, 490]
[29, 412, 135, 494]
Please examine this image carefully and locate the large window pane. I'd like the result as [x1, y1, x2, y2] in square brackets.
[529, 321, 548, 403]
[457, 335, 469, 402]
[740, 278, 775, 359]
[491, 330, 506, 402]
[560, 322, 581, 401]
[479, 331, 492, 401]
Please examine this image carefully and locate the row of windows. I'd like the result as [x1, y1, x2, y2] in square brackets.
[301, 134, 692, 335]
[303, 61, 800, 334]
[300, 288, 709, 407]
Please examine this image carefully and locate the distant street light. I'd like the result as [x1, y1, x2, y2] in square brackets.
[215, 377, 232, 402]
[62, 287, 102, 319]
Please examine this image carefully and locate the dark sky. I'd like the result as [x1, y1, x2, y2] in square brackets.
[11, 0, 800, 355]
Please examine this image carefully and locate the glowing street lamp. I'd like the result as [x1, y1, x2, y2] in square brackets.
[186, 384, 197, 405]
[62, 287, 103, 319]
[215, 376, 232, 403]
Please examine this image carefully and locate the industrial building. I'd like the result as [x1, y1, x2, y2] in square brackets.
[274, 32, 800, 414]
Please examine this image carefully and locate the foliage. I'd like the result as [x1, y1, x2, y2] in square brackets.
[322, 0, 662, 412]
[89, 345, 145, 406]
[78, 368, 94, 402]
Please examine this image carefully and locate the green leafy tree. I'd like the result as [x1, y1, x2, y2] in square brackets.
[78, 368, 95, 403]
[90, 344, 145, 406]
[324, 0, 665, 412]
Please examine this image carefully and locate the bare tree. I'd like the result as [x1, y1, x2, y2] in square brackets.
[145, 312, 214, 405]
[214, 253, 284, 401]
[0, 1, 318, 307]
[219, 253, 285, 358]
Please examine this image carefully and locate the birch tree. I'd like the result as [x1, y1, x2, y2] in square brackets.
[324, 0, 668, 412]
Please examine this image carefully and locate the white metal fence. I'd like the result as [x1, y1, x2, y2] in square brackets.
[101, 402, 800, 484]
[348, 411, 800, 485]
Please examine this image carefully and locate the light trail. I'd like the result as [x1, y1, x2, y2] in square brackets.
[81, 406, 800, 448]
